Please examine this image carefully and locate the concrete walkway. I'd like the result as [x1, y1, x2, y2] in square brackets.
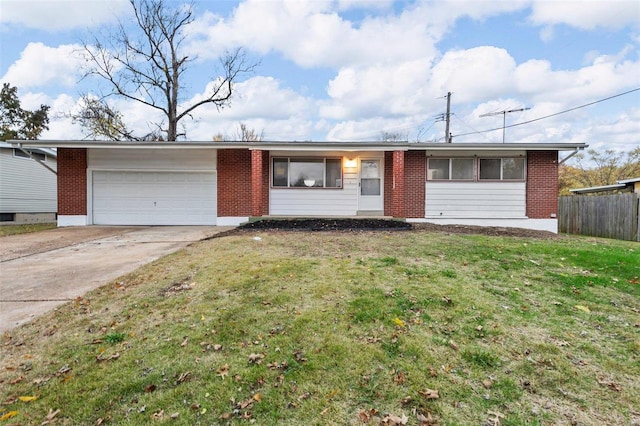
[0, 226, 233, 333]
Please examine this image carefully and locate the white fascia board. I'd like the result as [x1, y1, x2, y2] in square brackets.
[9, 140, 588, 152]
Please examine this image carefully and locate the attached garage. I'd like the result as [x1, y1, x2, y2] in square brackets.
[88, 148, 217, 225]
[92, 171, 216, 225]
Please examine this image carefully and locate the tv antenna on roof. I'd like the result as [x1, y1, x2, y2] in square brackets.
[479, 107, 530, 143]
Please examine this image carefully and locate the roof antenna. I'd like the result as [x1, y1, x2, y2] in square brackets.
[479, 107, 531, 143]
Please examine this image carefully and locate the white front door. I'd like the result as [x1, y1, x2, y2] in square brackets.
[358, 159, 383, 212]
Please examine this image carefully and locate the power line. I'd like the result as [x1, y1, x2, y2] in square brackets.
[452, 87, 640, 139]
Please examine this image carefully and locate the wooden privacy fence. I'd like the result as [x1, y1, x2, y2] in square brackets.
[559, 193, 640, 241]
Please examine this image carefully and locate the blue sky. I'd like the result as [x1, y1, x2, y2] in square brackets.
[1, 0, 639, 155]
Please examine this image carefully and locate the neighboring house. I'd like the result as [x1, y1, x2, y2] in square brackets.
[10, 140, 587, 232]
[0, 142, 57, 224]
[570, 177, 640, 194]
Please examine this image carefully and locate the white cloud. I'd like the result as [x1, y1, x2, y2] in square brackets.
[0, 0, 130, 31]
[529, 0, 640, 30]
[1, 42, 85, 90]
[430, 46, 517, 103]
[167, 75, 316, 140]
[322, 58, 433, 120]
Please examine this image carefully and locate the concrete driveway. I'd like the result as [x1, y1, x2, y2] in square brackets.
[0, 226, 233, 333]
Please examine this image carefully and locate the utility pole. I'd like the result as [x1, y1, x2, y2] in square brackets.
[479, 107, 530, 143]
[444, 92, 451, 143]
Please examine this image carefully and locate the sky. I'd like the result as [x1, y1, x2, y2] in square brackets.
[1, 0, 639, 155]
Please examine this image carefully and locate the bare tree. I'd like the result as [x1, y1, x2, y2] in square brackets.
[380, 131, 407, 142]
[236, 123, 263, 141]
[212, 123, 264, 141]
[81, 0, 258, 141]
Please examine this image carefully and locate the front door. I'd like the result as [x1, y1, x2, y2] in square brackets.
[358, 159, 383, 212]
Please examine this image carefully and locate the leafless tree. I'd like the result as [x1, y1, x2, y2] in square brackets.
[81, 0, 258, 141]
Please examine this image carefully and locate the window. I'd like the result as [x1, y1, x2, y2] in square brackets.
[14, 149, 46, 162]
[272, 158, 342, 188]
[427, 158, 474, 180]
[0, 213, 15, 222]
[479, 158, 525, 180]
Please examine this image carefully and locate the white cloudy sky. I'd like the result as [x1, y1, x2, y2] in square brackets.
[1, 0, 639, 154]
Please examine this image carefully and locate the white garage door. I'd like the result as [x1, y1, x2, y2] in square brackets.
[92, 171, 217, 225]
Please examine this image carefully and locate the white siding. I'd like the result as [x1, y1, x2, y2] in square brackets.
[88, 148, 216, 170]
[426, 181, 526, 218]
[0, 148, 57, 213]
[270, 171, 358, 216]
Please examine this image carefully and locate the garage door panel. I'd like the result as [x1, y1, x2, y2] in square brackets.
[92, 171, 217, 225]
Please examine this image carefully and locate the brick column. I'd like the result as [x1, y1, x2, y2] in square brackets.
[392, 150, 405, 218]
[404, 150, 426, 218]
[526, 151, 558, 218]
[217, 149, 251, 217]
[57, 148, 87, 215]
[251, 149, 263, 217]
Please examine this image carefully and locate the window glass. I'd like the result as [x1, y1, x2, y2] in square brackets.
[325, 159, 342, 188]
[361, 178, 380, 195]
[451, 158, 474, 180]
[272, 158, 288, 187]
[272, 158, 343, 188]
[479, 159, 501, 180]
[502, 158, 525, 180]
[428, 158, 449, 180]
[14, 149, 46, 161]
[290, 159, 324, 187]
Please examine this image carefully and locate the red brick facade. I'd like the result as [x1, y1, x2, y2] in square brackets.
[250, 150, 270, 216]
[404, 150, 426, 218]
[384, 152, 393, 215]
[392, 151, 405, 217]
[57, 148, 87, 215]
[526, 151, 558, 218]
[53, 147, 560, 223]
[217, 149, 252, 217]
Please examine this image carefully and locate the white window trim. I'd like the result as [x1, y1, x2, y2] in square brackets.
[427, 157, 526, 182]
[478, 157, 526, 181]
[271, 157, 343, 189]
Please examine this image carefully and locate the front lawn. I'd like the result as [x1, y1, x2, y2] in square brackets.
[0, 223, 56, 237]
[1, 229, 638, 425]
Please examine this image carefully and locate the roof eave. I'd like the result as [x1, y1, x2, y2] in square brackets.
[8, 140, 588, 152]
[570, 184, 627, 194]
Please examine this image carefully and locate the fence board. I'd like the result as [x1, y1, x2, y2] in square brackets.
[558, 193, 639, 241]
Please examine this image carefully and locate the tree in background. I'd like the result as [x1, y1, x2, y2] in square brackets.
[212, 123, 264, 141]
[72, 96, 140, 140]
[81, 0, 258, 141]
[0, 83, 50, 141]
[380, 131, 407, 142]
[559, 147, 640, 194]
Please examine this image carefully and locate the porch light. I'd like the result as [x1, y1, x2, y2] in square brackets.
[344, 157, 357, 168]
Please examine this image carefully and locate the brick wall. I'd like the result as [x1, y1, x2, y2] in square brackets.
[404, 150, 426, 218]
[392, 151, 405, 217]
[261, 151, 270, 214]
[384, 152, 393, 216]
[526, 151, 558, 218]
[249, 150, 270, 216]
[217, 149, 252, 216]
[57, 148, 87, 215]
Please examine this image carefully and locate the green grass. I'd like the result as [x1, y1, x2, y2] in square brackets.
[0, 223, 56, 236]
[1, 230, 638, 425]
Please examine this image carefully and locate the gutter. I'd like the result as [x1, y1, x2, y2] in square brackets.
[558, 147, 584, 165]
[15, 145, 57, 176]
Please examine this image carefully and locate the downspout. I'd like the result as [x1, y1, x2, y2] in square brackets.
[558, 147, 583, 165]
[14, 144, 57, 175]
